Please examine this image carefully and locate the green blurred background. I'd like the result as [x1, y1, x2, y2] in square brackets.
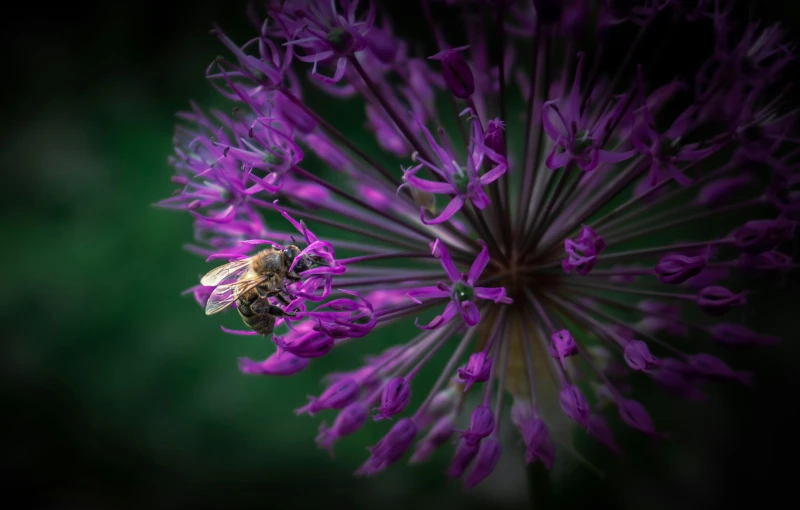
[2, 1, 800, 509]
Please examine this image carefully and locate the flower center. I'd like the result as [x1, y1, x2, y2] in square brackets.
[570, 131, 593, 156]
[327, 27, 356, 55]
[263, 145, 284, 166]
[453, 172, 470, 195]
[451, 280, 475, 303]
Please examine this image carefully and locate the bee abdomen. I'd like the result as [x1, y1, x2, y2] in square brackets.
[237, 299, 276, 337]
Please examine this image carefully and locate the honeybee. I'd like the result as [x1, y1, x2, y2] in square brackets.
[201, 244, 315, 337]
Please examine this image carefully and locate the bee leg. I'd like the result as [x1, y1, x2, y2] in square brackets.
[274, 291, 294, 306]
[237, 301, 255, 317]
[255, 286, 271, 299]
[265, 303, 297, 318]
[251, 299, 297, 318]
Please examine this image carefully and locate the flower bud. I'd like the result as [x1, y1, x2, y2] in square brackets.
[448, 438, 480, 478]
[696, 175, 751, 207]
[617, 399, 657, 435]
[237, 352, 310, 376]
[549, 329, 578, 368]
[457, 352, 492, 391]
[425, 385, 459, 420]
[708, 323, 781, 347]
[465, 438, 502, 489]
[484, 119, 506, 156]
[697, 286, 747, 316]
[316, 402, 369, 455]
[688, 354, 753, 385]
[296, 378, 361, 416]
[733, 218, 795, 254]
[654, 254, 706, 284]
[409, 415, 455, 464]
[563, 225, 606, 275]
[623, 340, 661, 371]
[738, 251, 792, 273]
[511, 407, 555, 469]
[587, 415, 622, 454]
[460, 405, 496, 446]
[652, 360, 706, 400]
[685, 266, 730, 289]
[273, 329, 335, 358]
[374, 377, 411, 420]
[429, 47, 475, 99]
[559, 384, 590, 427]
[356, 418, 418, 476]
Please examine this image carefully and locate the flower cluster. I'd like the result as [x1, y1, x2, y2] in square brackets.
[161, 0, 797, 490]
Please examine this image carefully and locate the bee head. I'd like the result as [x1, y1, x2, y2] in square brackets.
[283, 244, 300, 262]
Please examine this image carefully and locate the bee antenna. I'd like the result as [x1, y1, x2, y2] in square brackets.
[290, 235, 297, 245]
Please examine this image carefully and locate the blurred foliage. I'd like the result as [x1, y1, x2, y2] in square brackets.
[2, 1, 800, 509]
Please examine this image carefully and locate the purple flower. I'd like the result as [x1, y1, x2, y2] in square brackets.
[623, 340, 661, 372]
[400, 118, 508, 225]
[356, 418, 418, 476]
[587, 414, 622, 454]
[457, 352, 492, 391]
[316, 402, 369, 455]
[631, 97, 718, 186]
[428, 46, 474, 99]
[697, 286, 747, 316]
[511, 402, 555, 468]
[563, 225, 606, 274]
[273, 328, 334, 358]
[409, 415, 456, 464]
[733, 218, 795, 254]
[164, 0, 794, 490]
[465, 437, 502, 489]
[655, 253, 707, 284]
[738, 251, 793, 274]
[448, 437, 480, 479]
[688, 354, 753, 385]
[373, 377, 411, 421]
[617, 399, 658, 435]
[274, 0, 375, 84]
[238, 352, 310, 376]
[484, 118, 506, 155]
[407, 239, 512, 329]
[560, 384, 590, 428]
[709, 323, 781, 348]
[296, 378, 361, 416]
[459, 405, 496, 446]
[543, 53, 635, 172]
[696, 175, 752, 207]
[549, 329, 578, 368]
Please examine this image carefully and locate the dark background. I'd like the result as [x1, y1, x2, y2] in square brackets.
[2, 1, 800, 509]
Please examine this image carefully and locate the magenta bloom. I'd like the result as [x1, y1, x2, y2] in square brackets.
[562, 225, 606, 274]
[162, 0, 795, 491]
[400, 118, 508, 225]
[407, 239, 512, 329]
[542, 53, 636, 172]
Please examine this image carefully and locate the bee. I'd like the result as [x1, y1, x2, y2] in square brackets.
[201, 244, 315, 337]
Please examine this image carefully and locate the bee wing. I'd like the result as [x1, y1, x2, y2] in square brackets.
[200, 258, 251, 287]
[204, 275, 267, 316]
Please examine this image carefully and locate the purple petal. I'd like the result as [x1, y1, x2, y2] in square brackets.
[430, 239, 461, 283]
[467, 240, 490, 284]
[421, 196, 465, 225]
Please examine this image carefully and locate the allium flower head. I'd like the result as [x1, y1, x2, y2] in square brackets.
[162, 0, 797, 490]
